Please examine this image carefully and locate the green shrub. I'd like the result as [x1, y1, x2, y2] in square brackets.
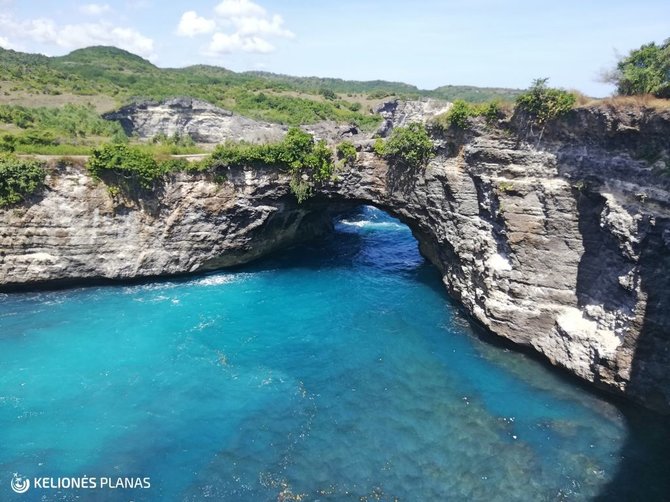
[87, 143, 165, 189]
[443, 100, 477, 128]
[275, 127, 318, 170]
[0, 134, 17, 152]
[0, 104, 123, 138]
[373, 137, 386, 157]
[304, 139, 334, 181]
[435, 100, 504, 130]
[515, 78, 576, 125]
[208, 128, 333, 175]
[319, 88, 337, 100]
[376, 123, 434, 169]
[111, 129, 129, 144]
[482, 101, 503, 124]
[0, 154, 46, 207]
[336, 140, 357, 165]
[159, 158, 190, 172]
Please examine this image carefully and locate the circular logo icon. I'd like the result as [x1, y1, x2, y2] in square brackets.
[11, 473, 30, 494]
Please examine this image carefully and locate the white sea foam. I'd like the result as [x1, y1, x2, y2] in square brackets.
[193, 274, 241, 287]
[123, 282, 179, 294]
[337, 219, 405, 230]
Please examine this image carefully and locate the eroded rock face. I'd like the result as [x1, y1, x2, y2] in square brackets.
[103, 97, 286, 144]
[103, 97, 370, 145]
[375, 99, 452, 137]
[318, 106, 670, 413]
[1, 105, 669, 413]
[0, 164, 331, 287]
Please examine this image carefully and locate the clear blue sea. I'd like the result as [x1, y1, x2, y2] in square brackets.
[1, 206, 669, 501]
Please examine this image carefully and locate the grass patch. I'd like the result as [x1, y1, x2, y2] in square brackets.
[585, 94, 670, 111]
[13, 143, 94, 155]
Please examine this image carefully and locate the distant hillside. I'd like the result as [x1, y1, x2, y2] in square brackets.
[242, 71, 423, 97]
[0, 46, 521, 126]
[432, 85, 522, 103]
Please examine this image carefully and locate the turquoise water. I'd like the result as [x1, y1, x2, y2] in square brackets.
[1, 206, 669, 501]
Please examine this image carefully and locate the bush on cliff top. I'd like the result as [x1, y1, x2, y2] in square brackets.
[515, 78, 576, 125]
[0, 154, 46, 207]
[375, 123, 434, 169]
[434, 99, 504, 129]
[87, 143, 168, 189]
[88, 128, 336, 202]
[203, 127, 335, 182]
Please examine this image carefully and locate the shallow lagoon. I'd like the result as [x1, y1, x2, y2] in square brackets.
[1, 206, 668, 501]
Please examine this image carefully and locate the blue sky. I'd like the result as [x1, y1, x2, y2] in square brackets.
[0, 0, 668, 96]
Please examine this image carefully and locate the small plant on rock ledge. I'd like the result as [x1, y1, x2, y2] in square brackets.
[336, 140, 357, 166]
[497, 181, 514, 193]
[289, 176, 312, 204]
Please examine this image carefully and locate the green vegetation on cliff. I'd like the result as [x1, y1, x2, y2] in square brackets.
[87, 128, 336, 202]
[434, 99, 503, 129]
[336, 141, 357, 166]
[203, 128, 333, 179]
[515, 78, 576, 125]
[87, 143, 168, 189]
[0, 154, 46, 207]
[374, 123, 434, 169]
[203, 128, 334, 201]
[605, 38, 670, 98]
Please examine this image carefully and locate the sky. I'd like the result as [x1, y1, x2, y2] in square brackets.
[0, 0, 668, 97]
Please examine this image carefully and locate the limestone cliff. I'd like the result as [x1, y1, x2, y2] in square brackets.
[1, 104, 669, 414]
[103, 97, 287, 144]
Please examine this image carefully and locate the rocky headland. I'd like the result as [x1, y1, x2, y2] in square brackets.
[1, 100, 669, 414]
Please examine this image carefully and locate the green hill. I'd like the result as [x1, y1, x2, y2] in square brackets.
[0, 45, 523, 154]
[432, 85, 522, 103]
[0, 46, 521, 122]
[57, 46, 158, 72]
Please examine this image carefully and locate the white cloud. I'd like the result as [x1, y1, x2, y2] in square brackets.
[214, 0, 266, 18]
[233, 14, 294, 39]
[80, 3, 112, 16]
[207, 32, 274, 54]
[0, 14, 155, 59]
[177, 0, 294, 56]
[0, 35, 17, 50]
[177, 11, 216, 37]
